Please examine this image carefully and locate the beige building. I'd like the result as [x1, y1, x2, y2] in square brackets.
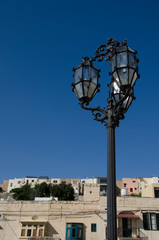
[0, 183, 159, 240]
[141, 183, 159, 198]
[138, 177, 155, 192]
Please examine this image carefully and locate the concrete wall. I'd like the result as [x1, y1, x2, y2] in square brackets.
[79, 184, 100, 202]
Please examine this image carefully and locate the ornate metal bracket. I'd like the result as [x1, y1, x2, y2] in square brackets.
[82, 38, 128, 64]
[79, 87, 133, 128]
[80, 102, 108, 126]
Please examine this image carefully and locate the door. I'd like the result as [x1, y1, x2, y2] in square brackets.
[66, 223, 83, 240]
[122, 218, 132, 237]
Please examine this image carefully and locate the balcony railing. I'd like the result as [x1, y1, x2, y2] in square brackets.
[117, 228, 148, 240]
[19, 237, 61, 240]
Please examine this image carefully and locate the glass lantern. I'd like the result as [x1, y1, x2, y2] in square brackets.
[109, 81, 134, 113]
[110, 45, 138, 91]
[72, 59, 100, 103]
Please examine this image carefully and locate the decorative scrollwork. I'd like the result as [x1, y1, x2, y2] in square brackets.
[79, 87, 133, 128]
[90, 38, 127, 63]
[80, 102, 108, 126]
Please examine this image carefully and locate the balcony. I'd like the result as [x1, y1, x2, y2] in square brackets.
[117, 228, 148, 240]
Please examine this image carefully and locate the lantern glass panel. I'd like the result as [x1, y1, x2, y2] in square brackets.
[123, 96, 128, 109]
[129, 68, 135, 84]
[118, 46, 127, 52]
[75, 82, 83, 99]
[129, 53, 136, 68]
[92, 89, 97, 98]
[131, 72, 137, 86]
[91, 67, 98, 84]
[83, 81, 89, 97]
[112, 71, 120, 84]
[83, 65, 90, 81]
[88, 82, 96, 98]
[117, 68, 128, 85]
[114, 93, 120, 103]
[74, 67, 82, 83]
[127, 96, 133, 108]
[112, 82, 120, 94]
[111, 55, 116, 72]
[117, 53, 127, 67]
[123, 95, 133, 111]
[74, 88, 79, 98]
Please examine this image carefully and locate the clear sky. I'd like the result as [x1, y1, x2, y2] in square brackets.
[0, 0, 159, 183]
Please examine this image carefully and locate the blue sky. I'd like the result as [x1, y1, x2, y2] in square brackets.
[0, 0, 159, 183]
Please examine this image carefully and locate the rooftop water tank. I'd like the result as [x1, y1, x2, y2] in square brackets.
[121, 188, 128, 196]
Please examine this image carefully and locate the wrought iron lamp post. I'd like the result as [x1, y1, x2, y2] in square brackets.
[72, 38, 139, 240]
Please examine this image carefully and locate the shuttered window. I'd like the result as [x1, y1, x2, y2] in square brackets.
[91, 223, 97, 232]
[21, 223, 45, 237]
[143, 213, 159, 231]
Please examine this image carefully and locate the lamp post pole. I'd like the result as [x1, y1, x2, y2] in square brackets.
[72, 38, 139, 240]
[107, 106, 117, 240]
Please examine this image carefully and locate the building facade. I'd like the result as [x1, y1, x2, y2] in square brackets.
[0, 188, 159, 240]
[122, 178, 139, 195]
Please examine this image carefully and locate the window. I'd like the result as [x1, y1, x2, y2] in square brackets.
[53, 180, 57, 184]
[91, 223, 97, 232]
[66, 223, 83, 239]
[130, 188, 133, 192]
[135, 188, 137, 190]
[21, 223, 45, 237]
[100, 186, 107, 196]
[133, 180, 136, 183]
[32, 180, 34, 182]
[143, 213, 159, 230]
[100, 178, 107, 184]
[27, 229, 31, 236]
[155, 188, 159, 198]
[18, 181, 21, 184]
[10, 183, 13, 187]
[124, 183, 127, 187]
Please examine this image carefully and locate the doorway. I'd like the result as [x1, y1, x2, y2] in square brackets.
[122, 218, 132, 238]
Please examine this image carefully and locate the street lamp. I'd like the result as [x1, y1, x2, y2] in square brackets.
[72, 39, 139, 240]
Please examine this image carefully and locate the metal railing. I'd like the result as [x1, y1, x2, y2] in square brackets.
[117, 228, 148, 239]
[20, 237, 61, 240]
